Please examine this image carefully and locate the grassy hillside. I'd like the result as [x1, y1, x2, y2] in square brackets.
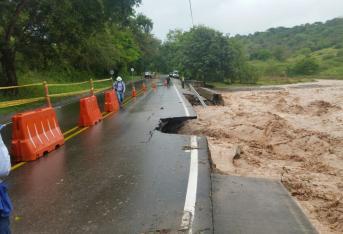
[232, 17, 343, 84]
[237, 18, 343, 57]
[250, 47, 343, 79]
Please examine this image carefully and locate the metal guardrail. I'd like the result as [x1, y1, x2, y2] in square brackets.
[189, 84, 207, 107]
[185, 80, 206, 88]
[196, 87, 225, 106]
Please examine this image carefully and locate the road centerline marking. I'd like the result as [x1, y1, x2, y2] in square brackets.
[63, 126, 79, 136]
[180, 135, 199, 233]
[64, 127, 89, 142]
[11, 162, 27, 171]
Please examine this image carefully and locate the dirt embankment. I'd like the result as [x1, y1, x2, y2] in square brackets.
[179, 80, 343, 234]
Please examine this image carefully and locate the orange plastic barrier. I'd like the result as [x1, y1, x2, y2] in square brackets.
[11, 107, 65, 162]
[79, 95, 102, 127]
[104, 90, 119, 113]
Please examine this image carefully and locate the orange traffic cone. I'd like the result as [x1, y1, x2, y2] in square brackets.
[132, 86, 137, 97]
[142, 82, 147, 92]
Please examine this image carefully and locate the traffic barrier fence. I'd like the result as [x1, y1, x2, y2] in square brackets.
[11, 107, 65, 162]
[79, 95, 103, 127]
[104, 90, 120, 113]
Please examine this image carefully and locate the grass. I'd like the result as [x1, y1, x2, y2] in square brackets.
[256, 76, 316, 85]
[207, 76, 316, 89]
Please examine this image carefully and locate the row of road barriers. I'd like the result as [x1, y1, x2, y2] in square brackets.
[11, 89, 121, 162]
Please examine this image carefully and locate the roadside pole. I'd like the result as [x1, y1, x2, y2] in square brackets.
[131, 67, 136, 97]
[110, 70, 114, 89]
[89, 79, 94, 96]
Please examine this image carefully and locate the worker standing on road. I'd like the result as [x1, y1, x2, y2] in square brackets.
[113, 76, 126, 106]
[181, 76, 185, 89]
[166, 76, 171, 87]
[0, 124, 12, 234]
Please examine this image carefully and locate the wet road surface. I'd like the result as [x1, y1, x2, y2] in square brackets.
[212, 175, 318, 234]
[7, 81, 213, 233]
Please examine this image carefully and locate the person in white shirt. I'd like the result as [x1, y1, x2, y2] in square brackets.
[0, 124, 12, 234]
[113, 76, 126, 106]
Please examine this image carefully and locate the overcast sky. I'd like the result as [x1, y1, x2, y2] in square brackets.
[136, 0, 343, 40]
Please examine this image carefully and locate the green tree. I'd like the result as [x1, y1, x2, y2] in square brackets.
[161, 26, 258, 83]
[0, 0, 105, 87]
[178, 26, 233, 81]
[135, 14, 153, 34]
[78, 26, 141, 75]
[0, 0, 144, 87]
[129, 14, 161, 73]
[272, 46, 287, 61]
[0, 0, 30, 87]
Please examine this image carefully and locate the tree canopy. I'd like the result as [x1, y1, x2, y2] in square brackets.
[0, 0, 155, 87]
[160, 26, 257, 84]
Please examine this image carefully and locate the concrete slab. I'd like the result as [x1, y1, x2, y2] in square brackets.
[212, 174, 318, 234]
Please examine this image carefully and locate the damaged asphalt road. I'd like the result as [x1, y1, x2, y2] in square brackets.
[6, 80, 213, 233]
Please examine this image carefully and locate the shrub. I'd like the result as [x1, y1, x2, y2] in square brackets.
[237, 64, 259, 84]
[251, 49, 272, 61]
[287, 57, 320, 76]
[337, 49, 343, 58]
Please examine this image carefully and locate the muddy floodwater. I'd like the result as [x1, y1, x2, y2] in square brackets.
[180, 80, 343, 234]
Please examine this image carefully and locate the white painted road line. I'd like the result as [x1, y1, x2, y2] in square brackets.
[173, 82, 190, 117]
[172, 80, 198, 232]
[180, 135, 199, 233]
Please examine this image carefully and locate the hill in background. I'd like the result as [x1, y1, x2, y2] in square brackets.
[235, 18, 343, 80]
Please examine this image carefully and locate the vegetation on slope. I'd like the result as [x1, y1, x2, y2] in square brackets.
[235, 18, 343, 81]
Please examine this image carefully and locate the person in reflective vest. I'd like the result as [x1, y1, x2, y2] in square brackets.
[0, 124, 12, 234]
[113, 76, 126, 106]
